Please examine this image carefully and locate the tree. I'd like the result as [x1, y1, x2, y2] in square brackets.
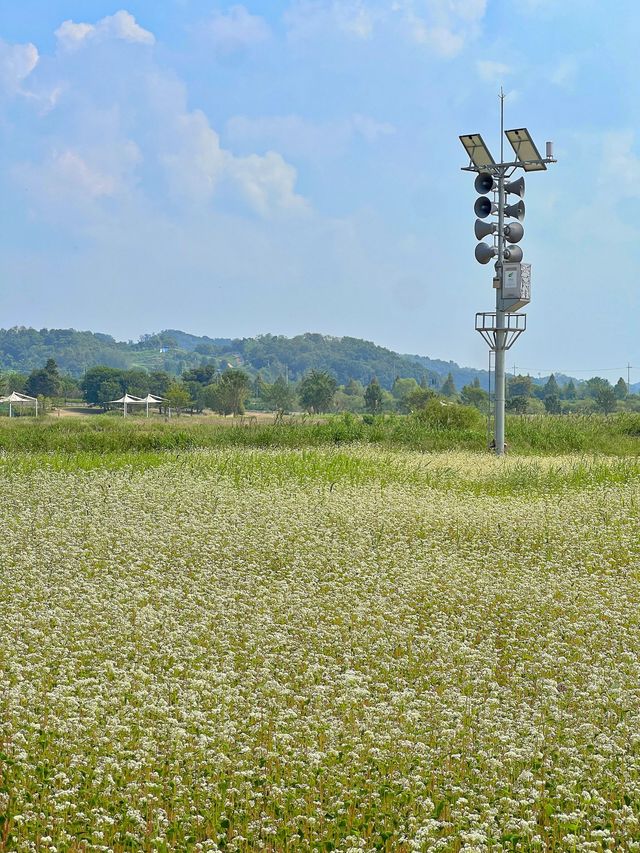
[1, 372, 28, 394]
[564, 379, 577, 400]
[298, 370, 337, 414]
[149, 371, 172, 397]
[25, 359, 62, 399]
[123, 369, 149, 398]
[543, 374, 560, 399]
[406, 387, 437, 411]
[202, 383, 227, 415]
[391, 377, 420, 413]
[506, 395, 528, 414]
[252, 374, 269, 403]
[614, 377, 628, 400]
[204, 369, 251, 416]
[81, 367, 125, 406]
[593, 385, 617, 414]
[344, 378, 364, 397]
[183, 381, 206, 413]
[364, 378, 383, 414]
[265, 377, 296, 413]
[59, 375, 81, 403]
[219, 369, 251, 416]
[460, 379, 489, 412]
[585, 377, 612, 399]
[165, 382, 192, 415]
[508, 374, 533, 399]
[544, 394, 562, 414]
[97, 379, 123, 410]
[440, 372, 456, 397]
[183, 364, 217, 385]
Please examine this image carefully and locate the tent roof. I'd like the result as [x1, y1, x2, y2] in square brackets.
[109, 394, 143, 403]
[0, 391, 37, 403]
[139, 394, 165, 402]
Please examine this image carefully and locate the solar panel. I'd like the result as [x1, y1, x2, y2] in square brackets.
[459, 134, 496, 169]
[505, 128, 546, 171]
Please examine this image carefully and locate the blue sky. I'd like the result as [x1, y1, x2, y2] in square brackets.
[0, 1, 638, 376]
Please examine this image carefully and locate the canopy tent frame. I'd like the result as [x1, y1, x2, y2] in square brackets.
[108, 393, 142, 417]
[0, 391, 38, 417]
[109, 393, 165, 417]
[139, 394, 165, 418]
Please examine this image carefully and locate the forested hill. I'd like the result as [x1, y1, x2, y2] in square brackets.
[0, 326, 489, 389]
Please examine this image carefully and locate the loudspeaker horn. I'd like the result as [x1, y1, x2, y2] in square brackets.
[504, 200, 525, 221]
[505, 177, 525, 198]
[475, 242, 497, 264]
[504, 245, 523, 263]
[474, 196, 495, 219]
[474, 172, 495, 194]
[504, 222, 524, 244]
[474, 219, 496, 240]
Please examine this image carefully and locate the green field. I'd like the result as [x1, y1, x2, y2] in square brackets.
[0, 411, 639, 455]
[2, 436, 640, 851]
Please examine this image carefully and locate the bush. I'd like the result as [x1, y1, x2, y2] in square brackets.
[413, 400, 484, 430]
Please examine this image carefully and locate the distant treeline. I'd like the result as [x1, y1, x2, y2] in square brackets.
[2, 356, 639, 419]
[0, 327, 462, 388]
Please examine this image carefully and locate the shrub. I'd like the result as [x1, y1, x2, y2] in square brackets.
[413, 400, 484, 430]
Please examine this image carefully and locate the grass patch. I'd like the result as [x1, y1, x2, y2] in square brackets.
[0, 411, 638, 456]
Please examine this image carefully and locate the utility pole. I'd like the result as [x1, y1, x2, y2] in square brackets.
[460, 93, 556, 454]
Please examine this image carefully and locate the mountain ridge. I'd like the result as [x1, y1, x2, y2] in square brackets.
[0, 326, 625, 392]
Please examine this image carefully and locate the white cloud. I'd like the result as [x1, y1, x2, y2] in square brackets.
[285, 0, 377, 41]
[161, 109, 228, 203]
[16, 140, 142, 207]
[227, 151, 308, 216]
[199, 5, 271, 53]
[55, 10, 155, 51]
[0, 38, 39, 95]
[161, 108, 307, 216]
[393, 0, 487, 57]
[226, 113, 395, 160]
[476, 60, 511, 82]
[15, 11, 303, 220]
[53, 150, 120, 198]
[285, 0, 487, 55]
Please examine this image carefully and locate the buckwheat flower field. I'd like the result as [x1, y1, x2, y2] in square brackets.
[2, 447, 640, 852]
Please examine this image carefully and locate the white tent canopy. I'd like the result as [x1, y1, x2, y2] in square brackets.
[139, 394, 165, 417]
[109, 393, 142, 417]
[0, 391, 38, 417]
[109, 393, 165, 417]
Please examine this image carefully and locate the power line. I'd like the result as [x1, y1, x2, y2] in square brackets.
[512, 366, 634, 375]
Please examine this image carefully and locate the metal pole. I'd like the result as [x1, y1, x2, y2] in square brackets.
[494, 175, 506, 455]
[493, 90, 507, 456]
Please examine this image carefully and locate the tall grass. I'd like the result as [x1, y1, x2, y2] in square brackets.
[0, 411, 637, 455]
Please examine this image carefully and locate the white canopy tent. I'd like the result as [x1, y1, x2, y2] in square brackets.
[0, 391, 38, 417]
[139, 394, 165, 417]
[109, 393, 165, 417]
[108, 393, 142, 417]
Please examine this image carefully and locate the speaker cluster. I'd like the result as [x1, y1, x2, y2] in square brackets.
[473, 172, 525, 265]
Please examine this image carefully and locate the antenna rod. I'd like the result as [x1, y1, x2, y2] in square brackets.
[500, 87, 504, 164]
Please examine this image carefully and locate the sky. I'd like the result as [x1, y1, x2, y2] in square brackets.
[0, 0, 638, 376]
